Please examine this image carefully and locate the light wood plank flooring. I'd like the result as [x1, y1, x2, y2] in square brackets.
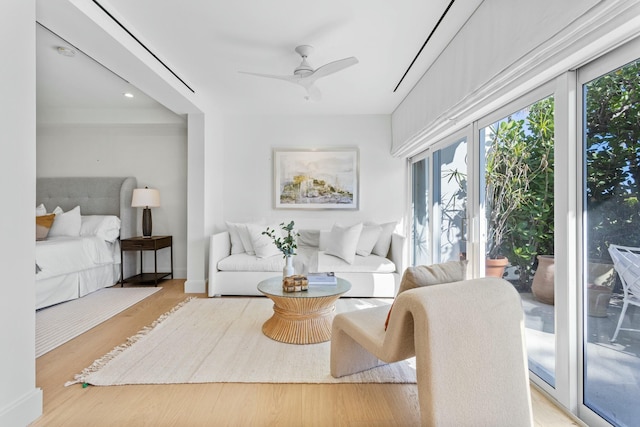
[32, 279, 580, 426]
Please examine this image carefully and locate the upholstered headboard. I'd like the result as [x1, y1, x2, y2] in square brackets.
[36, 177, 137, 239]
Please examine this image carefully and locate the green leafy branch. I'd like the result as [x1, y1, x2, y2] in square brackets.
[262, 221, 300, 258]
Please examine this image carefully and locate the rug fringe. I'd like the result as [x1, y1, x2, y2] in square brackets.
[65, 297, 197, 387]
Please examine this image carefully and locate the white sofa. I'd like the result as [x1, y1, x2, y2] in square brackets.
[208, 225, 405, 297]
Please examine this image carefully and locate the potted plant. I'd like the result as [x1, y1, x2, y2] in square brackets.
[263, 221, 299, 278]
[484, 98, 556, 283]
[484, 119, 531, 277]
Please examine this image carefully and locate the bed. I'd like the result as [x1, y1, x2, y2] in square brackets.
[35, 177, 137, 309]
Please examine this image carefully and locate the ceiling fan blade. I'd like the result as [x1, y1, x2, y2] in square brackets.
[238, 71, 300, 84]
[308, 57, 358, 82]
[304, 84, 322, 102]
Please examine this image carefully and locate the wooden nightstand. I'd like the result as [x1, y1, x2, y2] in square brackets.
[120, 236, 173, 286]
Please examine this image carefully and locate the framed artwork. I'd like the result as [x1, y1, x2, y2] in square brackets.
[273, 148, 359, 210]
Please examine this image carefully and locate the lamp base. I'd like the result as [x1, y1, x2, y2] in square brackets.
[142, 208, 152, 238]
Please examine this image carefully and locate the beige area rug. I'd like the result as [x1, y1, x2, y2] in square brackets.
[36, 287, 162, 357]
[67, 297, 417, 386]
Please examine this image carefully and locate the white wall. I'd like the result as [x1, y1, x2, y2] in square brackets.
[0, 0, 43, 425]
[220, 114, 406, 233]
[36, 122, 188, 277]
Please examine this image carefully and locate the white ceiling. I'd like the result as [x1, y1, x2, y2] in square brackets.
[36, 0, 482, 115]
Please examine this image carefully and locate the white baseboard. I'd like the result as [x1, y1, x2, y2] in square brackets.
[184, 279, 206, 294]
[0, 388, 42, 427]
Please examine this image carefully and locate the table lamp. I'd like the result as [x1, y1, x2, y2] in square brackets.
[131, 187, 160, 237]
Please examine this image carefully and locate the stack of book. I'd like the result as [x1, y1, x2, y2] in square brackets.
[307, 272, 337, 286]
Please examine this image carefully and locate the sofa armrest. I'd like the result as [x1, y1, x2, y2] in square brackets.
[389, 233, 406, 274]
[208, 231, 231, 297]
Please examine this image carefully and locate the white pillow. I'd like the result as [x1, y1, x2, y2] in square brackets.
[356, 224, 382, 256]
[80, 215, 121, 242]
[36, 203, 46, 216]
[325, 223, 363, 264]
[239, 224, 258, 256]
[226, 221, 246, 254]
[370, 221, 397, 257]
[318, 230, 331, 251]
[49, 206, 82, 237]
[247, 223, 281, 258]
[297, 229, 320, 247]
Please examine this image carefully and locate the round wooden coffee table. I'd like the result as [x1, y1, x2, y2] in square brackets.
[257, 276, 351, 344]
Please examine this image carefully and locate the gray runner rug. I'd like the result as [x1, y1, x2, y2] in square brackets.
[36, 286, 162, 357]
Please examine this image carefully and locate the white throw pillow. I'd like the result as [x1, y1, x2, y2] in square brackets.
[226, 221, 246, 254]
[297, 229, 320, 247]
[49, 206, 82, 237]
[318, 230, 331, 251]
[325, 223, 363, 264]
[356, 224, 382, 256]
[239, 224, 259, 256]
[35, 203, 47, 216]
[247, 223, 281, 258]
[370, 221, 397, 257]
[80, 215, 121, 242]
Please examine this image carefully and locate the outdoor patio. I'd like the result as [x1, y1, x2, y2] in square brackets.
[521, 291, 640, 425]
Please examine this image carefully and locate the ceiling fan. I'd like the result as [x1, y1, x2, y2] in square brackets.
[239, 45, 358, 101]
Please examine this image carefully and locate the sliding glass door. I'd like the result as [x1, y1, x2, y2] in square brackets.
[580, 45, 640, 427]
[406, 34, 640, 427]
[411, 136, 468, 266]
[479, 94, 556, 386]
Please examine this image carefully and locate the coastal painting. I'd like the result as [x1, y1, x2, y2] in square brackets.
[274, 148, 359, 210]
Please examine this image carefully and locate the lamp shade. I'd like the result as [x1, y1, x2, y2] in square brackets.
[131, 188, 160, 208]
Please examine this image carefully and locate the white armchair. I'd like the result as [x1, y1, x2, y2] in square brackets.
[331, 276, 533, 427]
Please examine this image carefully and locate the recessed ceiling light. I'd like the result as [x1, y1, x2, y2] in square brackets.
[56, 46, 76, 57]
[123, 92, 134, 98]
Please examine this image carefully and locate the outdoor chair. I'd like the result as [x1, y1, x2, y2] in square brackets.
[330, 276, 533, 427]
[608, 244, 640, 342]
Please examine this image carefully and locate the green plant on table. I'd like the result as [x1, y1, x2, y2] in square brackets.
[263, 221, 300, 258]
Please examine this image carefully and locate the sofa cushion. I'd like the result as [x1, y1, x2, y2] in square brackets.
[226, 222, 246, 254]
[325, 223, 363, 264]
[356, 224, 382, 256]
[218, 253, 285, 272]
[316, 251, 396, 274]
[238, 225, 256, 255]
[298, 229, 320, 247]
[247, 223, 281, 258]
[385, 260, 467, 330]
[369, 221, 397, 257]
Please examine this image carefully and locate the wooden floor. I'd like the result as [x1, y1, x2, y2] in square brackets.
[32, 279, 581, 427]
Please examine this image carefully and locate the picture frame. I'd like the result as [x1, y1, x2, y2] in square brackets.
[273, 148, 359, 210]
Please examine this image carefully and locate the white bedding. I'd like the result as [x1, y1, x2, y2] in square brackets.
[36, 236, 120, 279]
[35, 236, 121, 309]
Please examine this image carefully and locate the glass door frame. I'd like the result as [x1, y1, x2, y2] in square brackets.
[575, 35, 640, 427]
[474, 82, 571, 404]
[409, 127, 473, 268]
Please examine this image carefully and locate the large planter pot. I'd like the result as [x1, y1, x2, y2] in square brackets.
[587, 260, 615, 317]
[587, 284, 612, 318]
[485, 257, 509, 278]
[532, 255, 554, 305]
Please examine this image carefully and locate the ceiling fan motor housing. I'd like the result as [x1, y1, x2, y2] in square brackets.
[294, 45, 314, 76]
